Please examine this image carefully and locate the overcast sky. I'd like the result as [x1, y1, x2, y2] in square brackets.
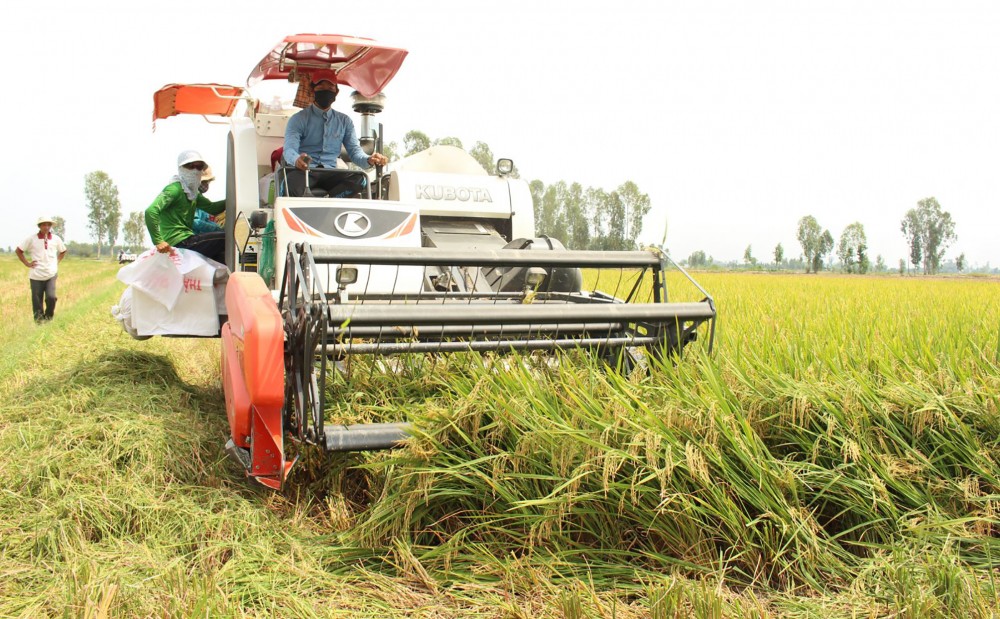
[3, 0, 998, 267]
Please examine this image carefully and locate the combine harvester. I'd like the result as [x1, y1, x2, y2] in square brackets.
[150, 34, 716, 489]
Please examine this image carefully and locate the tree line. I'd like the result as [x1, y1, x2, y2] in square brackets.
[74, 138, 962, 273]
[388, 131, 652, 250]
[794, 197, 958, 274]
[685, 196, 966, 275]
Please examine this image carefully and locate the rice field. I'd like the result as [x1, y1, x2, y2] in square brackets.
[0, 254, 998, 618]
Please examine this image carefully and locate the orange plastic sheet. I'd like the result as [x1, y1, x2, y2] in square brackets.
[152, 83, 244, 128]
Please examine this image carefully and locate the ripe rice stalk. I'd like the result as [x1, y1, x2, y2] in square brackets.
[3, 256, 999, 615]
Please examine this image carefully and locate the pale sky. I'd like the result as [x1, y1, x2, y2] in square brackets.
[3, 1, 998, 268]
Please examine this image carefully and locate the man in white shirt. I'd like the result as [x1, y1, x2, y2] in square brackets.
[16, 215, 68, 323]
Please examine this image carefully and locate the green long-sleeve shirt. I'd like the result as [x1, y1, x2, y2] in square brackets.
[144, 182, 226, 246]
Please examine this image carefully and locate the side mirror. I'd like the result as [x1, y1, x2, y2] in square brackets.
[249, 210, 269, 230]
[496, 158, 514, 176]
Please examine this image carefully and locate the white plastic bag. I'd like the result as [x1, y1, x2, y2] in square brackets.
[115, 248, 229, 337]
[117, 250, 184, 311]
[110, 287, 152, 341]
[132, 263, 220, 336]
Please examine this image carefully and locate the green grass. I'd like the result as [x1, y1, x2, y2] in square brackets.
[0, 254, 998, 617]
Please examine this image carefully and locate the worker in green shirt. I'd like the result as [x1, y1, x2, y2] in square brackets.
[145, 150, 227, 265]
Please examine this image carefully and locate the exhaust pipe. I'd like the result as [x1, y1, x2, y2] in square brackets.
[352, 91, 386, 155]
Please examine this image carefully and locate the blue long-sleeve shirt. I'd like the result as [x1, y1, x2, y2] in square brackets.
[283, 105, 371, 169]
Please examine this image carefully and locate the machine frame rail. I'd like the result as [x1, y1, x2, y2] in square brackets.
[278, 242, 716, 456]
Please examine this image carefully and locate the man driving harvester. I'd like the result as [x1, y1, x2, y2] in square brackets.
[282, 69, 388, 198]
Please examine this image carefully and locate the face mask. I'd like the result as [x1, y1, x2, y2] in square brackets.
[313, 89, 337, 109]
[178, 168, 202, 199]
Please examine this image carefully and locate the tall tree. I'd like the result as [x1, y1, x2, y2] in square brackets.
[602, 190, 627, 250]
[535, 184, 562, 240]
[838, 222, 869, 274]
[51, 216, 66, 239]
[857, 245, 870, 274]
[797, 215, 834, 274]
[921, 198, 956, 273]
[743, 244, 755, 266]
[563, 182, 590, 250]
[797, 216, 820, 274]
[382, 140, 399, 162]
[433, 136, 464, 149]
[688, 250, 707, 267]
[919, 197, 957, 274]
[586, 187, 611, 249]
[469, 141, 495, 174]
[815, 230, 834, 273]
[469, 141, 520, 178]
[900, 197, 956, 275]
[955, 253, 966, 272]
[105, 200, 122, 255]
[123, 211, 146, 251]
[900, 209, 923, 273]
[616, 181, 651, 251]
[403, 130, 430, 156]
[529, 179, 545, 230]
[773, 242, 784, 268]
[546, 181, 570, 243]
[84, 171, 121, 259]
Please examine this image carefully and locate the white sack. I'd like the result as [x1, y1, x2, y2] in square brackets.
[117, 250, 184, 311]
[133, 263, 219, 336]
[110, 287, 152, 340]
[116, 248, 229, 337]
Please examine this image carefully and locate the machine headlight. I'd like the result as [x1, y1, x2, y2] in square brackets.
[337, 266, 359, 286]
[525, 267, 547, 288]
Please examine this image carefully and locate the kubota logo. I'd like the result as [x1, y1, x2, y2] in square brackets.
[334, 211, 372, 237]
[415, 185, 493, 203]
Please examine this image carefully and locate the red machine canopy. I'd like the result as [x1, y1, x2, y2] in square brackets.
[247, 33, 408, 97]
